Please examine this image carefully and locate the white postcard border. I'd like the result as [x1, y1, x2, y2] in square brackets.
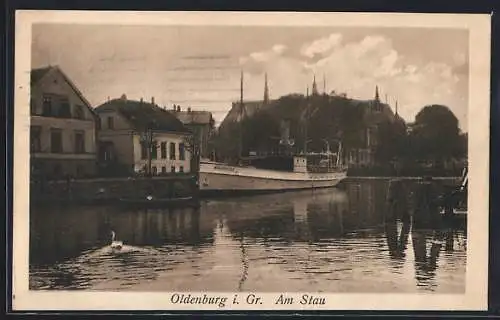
[13, 10, 490, 311]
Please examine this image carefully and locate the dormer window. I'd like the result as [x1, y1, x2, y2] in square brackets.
[42, 95, 52, 116]
[58, 97, 71, 118]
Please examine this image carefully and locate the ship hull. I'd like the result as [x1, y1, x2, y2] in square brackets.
[199, 162, 347, 195]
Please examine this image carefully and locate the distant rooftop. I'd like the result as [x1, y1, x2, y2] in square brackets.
[96, 97, 190, 133]
[174, 109, 214, 125]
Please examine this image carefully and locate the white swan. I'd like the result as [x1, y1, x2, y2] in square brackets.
[110, 230, 123, 250]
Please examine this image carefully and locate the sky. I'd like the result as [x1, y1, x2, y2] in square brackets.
[31, 24, 469, 130]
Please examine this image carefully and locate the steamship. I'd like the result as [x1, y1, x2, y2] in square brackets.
[199, 150, 347, 195]
[199, 72, 347, 195]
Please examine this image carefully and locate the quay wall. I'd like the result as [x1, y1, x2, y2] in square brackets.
[30, 174, 198, 204]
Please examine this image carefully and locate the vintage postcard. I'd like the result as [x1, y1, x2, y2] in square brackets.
[13, 11, 490, 311]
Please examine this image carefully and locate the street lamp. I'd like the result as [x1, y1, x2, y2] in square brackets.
[139, 121, 155, 177]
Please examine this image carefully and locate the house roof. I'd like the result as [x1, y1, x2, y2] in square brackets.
[30, 65, 97, 117]
[174, 110, 214, 125]
[95, 98, 191, 134]
[31, 66, 52, 85]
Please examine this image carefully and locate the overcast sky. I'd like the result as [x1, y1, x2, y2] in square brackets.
[32, 24, 469, 130]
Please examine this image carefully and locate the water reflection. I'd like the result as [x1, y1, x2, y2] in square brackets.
[30, 179, 466, 292]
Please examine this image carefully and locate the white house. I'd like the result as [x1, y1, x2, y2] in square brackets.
[95, 95, 193, 176]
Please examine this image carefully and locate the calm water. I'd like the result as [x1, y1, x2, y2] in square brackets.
[29, 179, 466, 293]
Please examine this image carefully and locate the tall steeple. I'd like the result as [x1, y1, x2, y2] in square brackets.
[240, 70, 244, 106]
[263, 72, 269, 104]
[238, 70, 246, 121]
[312, 75, 318, 96]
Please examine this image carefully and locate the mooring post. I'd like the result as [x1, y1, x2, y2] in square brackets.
[413, 176, 440, 229]
[386, 178, 410, 223]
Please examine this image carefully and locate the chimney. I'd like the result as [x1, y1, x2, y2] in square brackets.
[188, 107, 192, 112]
[177, 105, 181, 112]
[140, 97, 144, 103]
[151, 96, 155, 105]
[120, 94, 127, 100]
[173, 104, 176, 111]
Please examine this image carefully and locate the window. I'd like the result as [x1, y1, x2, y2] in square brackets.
[179, 166, 184, 173]
[53, 164, 62, 177]
[31, 126, 41, 152]
[169, 142, 176, 160]
[75, 105, 85, 120]
[141, 142, 148, 160]
[161, 166, 166, 174]
[74, 131, 85, 153]
[160, 142, 167, 159]
[152, 166, 157, 175]
[151, 141, 158, 160]
[50, 129, 63, 153]
[30, 98, 36, 115]
[76, 165, 84, 177]
[42, 96, 52, 116]
[107, 116, 114, 129]
[58, 97, 71, 118]
[179, 143, 185, 160]
[171, 166, 176, 173]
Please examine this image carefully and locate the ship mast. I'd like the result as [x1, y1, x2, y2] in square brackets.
[238, 70, 244, 161]
[303, 87, 309, 155]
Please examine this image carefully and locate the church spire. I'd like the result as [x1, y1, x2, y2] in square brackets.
[240, 70, 244, 105]
[312, 75, 318, 96]
[264, 72, 269, 104]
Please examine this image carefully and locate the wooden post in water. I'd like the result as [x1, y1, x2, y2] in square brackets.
[385, 178, 410, 223]
[412, 176, 440, 229]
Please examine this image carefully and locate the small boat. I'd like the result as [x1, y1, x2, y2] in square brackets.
[118, 195, 199, 208]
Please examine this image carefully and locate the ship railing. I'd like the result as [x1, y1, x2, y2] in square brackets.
[307, 165, 346, 173]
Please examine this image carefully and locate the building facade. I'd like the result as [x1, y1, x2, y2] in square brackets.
[173, 106, 215, 160]
[30, 66, 99, 179]
[95, 96, 193, 176]
[345, 86, 404, 168]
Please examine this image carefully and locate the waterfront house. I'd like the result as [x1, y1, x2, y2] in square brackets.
[95, 96, 192, 176]
[173, 106, 215, 160]
[30, 65, 99, 179]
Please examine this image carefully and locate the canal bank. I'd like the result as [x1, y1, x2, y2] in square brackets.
[30, 174, 198, 205]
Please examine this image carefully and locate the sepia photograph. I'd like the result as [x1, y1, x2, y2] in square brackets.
[13, 11, 490, 311]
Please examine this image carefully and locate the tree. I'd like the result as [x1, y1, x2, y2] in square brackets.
[374, 118, 408, 165]
[410, 104, 464, 165]
[183, 132, 201, 174]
